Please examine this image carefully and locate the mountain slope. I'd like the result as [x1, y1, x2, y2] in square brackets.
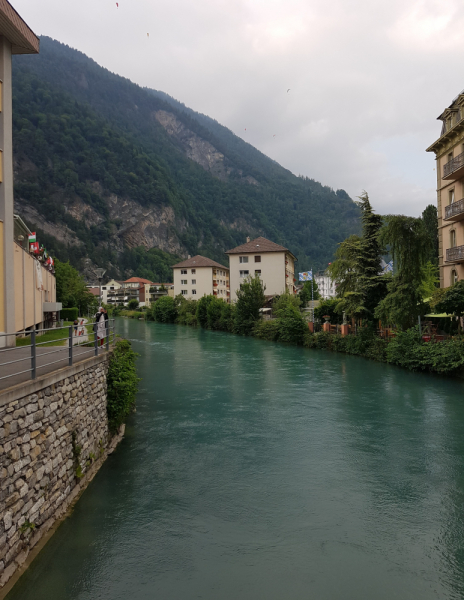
[12, 37, 360, 281]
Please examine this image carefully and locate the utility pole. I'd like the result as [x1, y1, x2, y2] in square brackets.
[95, 268, 106, 307]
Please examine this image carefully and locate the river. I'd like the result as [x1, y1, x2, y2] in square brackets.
[5, 319, 464, 600]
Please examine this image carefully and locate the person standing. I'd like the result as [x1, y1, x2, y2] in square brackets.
[95, 307, 108, 347]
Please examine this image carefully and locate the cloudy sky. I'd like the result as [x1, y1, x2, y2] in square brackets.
[14, 0, 461, 216]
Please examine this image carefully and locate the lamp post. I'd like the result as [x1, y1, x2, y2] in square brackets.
[95, 268, 106, 306]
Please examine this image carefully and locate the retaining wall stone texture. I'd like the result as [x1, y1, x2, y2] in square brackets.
[0, 358, 111, 588]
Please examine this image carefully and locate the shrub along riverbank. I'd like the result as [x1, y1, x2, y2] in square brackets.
[140, 284, 464, 377]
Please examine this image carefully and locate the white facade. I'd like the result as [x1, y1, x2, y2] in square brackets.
[227, 238, 296, 302]
[314, 272, 336, 300]
[101, 279, 122, 304]
[172, 256, 230, 301]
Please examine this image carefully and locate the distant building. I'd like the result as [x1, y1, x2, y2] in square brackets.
[172, 255, 230, 301]
[314, 270, 336, 300]
[226, 237, 296, 302]
[427, 93, 464, 287]
[102, 279, 124, 305]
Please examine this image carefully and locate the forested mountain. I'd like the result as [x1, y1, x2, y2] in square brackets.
[12, 37, 360, 282]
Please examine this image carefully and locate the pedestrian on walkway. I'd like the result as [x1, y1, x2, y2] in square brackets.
[73, 319, 78, 336]
[95, 307, 108, 347]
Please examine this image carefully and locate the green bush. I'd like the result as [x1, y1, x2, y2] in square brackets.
[276, 305, 307, 344]
[177, 298, 198, 326]
[61, 307, 78, 321]
[196, 295, 214, 328]
[107, 339, 140, 432]
[207, 297, 225, 330]
[151, 296, 178, 323]
[127, 298, 139, 310]
[218, 302, 236, 333]
[386, 327, 464, 374]
[314, 298, 342, 324]
[254, 319, 281, 341]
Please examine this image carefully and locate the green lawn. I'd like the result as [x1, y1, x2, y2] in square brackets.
[16, 322, 74, 347]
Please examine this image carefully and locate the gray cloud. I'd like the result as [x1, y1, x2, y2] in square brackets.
[16, 0, 461, 216]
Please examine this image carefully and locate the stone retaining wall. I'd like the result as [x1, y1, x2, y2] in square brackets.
[0, 353, 116, 589]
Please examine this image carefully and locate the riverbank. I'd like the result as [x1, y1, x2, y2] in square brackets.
[146, 295, 464, 377]
[6, 319, 464, 600]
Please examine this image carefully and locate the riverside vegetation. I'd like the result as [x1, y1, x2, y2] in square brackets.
[144, 194, 464, 377]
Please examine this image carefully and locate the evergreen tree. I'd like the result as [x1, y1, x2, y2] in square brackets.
[234, 275, 266, 335]
[422, 204, 439, 266]
[328, 192, 386, 321]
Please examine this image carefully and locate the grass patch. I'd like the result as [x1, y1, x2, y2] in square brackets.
[16, 322, 74, 347]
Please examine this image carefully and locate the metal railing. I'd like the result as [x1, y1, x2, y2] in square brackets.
[445, 198, 464, 220]
[443, 151, 464, 178]
[0, 318, 116, 385]
[446, 245, 464, 263]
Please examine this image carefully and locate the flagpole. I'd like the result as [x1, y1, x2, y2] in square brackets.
[311, 268, 314, 323]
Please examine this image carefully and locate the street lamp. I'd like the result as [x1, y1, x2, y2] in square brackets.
[95, 268, 106, 306]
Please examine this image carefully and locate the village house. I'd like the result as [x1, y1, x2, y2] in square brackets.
[427, 92, 464, 287]
[226, 237, 296, 302]
[172, 255, 230, 301]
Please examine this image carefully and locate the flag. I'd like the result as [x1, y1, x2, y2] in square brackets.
[299, 271, 313, 282]
[383, 260, 393, 273]
[28, 232, 36, 243]
[29, 242, 39, 254]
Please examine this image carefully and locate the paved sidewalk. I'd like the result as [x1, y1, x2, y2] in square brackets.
[0, 345, 110, 391]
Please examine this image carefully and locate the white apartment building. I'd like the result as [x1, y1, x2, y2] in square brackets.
[226, 237, 296, 302]
[101, 279, 123, 304]
[172, 255, 230, 302]
[314, 270, 336, 300]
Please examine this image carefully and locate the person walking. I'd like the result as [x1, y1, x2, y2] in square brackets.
[95, 307, 108, 347]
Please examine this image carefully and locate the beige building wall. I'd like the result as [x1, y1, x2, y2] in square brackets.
[229, 251, 294, 302]
[427, 99, 464, 288]
[174, 266, 229, 301]
[14, 243, 56, 332]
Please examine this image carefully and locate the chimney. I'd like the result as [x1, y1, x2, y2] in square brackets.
[246, 236, 250, 243]
[188, 255, 191, 259]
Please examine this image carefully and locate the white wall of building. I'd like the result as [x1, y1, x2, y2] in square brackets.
[314, 273, 336, 300]
[173, 266, 229, 301]
[229, 252, 294, 302]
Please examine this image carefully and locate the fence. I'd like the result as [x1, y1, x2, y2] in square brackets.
[0, 318, 116, 385]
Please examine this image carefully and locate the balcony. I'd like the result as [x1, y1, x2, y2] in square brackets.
[446, 245, 464, 263]
[445, 198, 464, 221]
[213, 281, 218, 287]
[443, 152, 464, 180]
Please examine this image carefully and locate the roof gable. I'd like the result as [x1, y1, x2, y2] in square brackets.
[172, 255, 229, 270]
[226, 236, 292, 256]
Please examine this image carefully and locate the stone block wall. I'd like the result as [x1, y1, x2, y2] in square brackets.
[0, 354, 115, 589]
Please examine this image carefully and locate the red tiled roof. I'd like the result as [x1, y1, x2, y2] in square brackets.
[226, 236, 295, 258]
[88, 287, 99, 296]
[124, 277, 154, 284]
[172, 255, 229, 270]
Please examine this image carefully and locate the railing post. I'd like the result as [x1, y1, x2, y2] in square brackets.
[69, 326, 73, 367]
[94, 322, 98, 356]
[31, 329, 36, 380]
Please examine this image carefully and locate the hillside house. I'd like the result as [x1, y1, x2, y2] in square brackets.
[226, 237, 296, 302]
[172, 256, 230, 301]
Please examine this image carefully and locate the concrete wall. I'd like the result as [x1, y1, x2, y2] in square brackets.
[229, 252, 291, 302]
[13, 243, 56, 332]
[0, 353, 122, 589]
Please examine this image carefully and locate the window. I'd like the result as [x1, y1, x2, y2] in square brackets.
[448, 152, 453, 163]
[255, 255, 261, 263]
[451, 269, 458, 285]
[181, 269, 187, 275]
[255, 270, 261, 276]
[240, 270, 249, 277]
[239, 256, 248, 263]
[450, 229, 457, 248]
[102, 287, 106, 290]
[192, 289, 197, 295]
[449, 189, 455, 205]
[181, 290, 188, 295]
[191, 269, 196, 274]
[181, 279, 187, 285]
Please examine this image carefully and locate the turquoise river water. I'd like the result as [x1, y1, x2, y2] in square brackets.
[5, 319, 464, 600]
